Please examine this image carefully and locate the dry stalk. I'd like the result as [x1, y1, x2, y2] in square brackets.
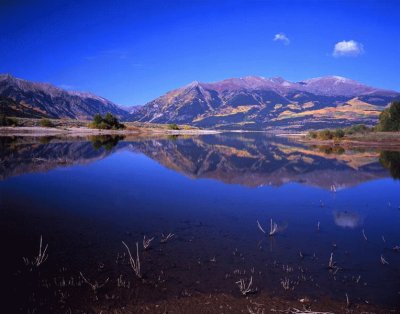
[143, 235, 154, 250]
[236, 276, 256, 295]
[122, 241, 141, 278]
[247, 305, 265, 314]
[362, 229, 368, 241]
[160, 233, 174, 243]
[257, 219, 278, 236]
[79, 272, 109, 292]
[256, 220, 266, 234]
[23, 235, 48, 268]
[271, 308, 334, 314]
[280, 277, 292, 290]
[289, 309, 334, 314]
[328, 253, 335, 269]
[380, 254, 389, 265]
[269, 219, 278, 236]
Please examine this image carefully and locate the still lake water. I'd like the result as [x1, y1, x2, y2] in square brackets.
[1, 133, 399, 312]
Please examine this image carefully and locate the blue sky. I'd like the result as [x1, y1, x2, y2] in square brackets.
[1, 0, 399, 106]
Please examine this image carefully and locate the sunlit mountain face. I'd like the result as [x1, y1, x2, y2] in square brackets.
[131, 76, 400, 130]
[0, 133, 396, 188]
[2, 74, 399, 130]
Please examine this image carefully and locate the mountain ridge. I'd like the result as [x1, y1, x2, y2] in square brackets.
[131, 75, 400, 130]
[0, 74, 129, 120]
[1, 74, 399, 130]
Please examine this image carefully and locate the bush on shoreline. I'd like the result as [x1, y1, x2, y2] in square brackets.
[39, 118, 55, 128]
[308, 124, 371, 140]
[0, 114, 18, 126]
[376, 101, 400, 132]
[89, 113, 125, 130]
[308, 101, 400, 140]
[168, 123, 180, 130]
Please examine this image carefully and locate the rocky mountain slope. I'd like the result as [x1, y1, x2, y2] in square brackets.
[131, 76, 400, 130]
[0, 74, 129, 120]
[2, 74, 399, 130]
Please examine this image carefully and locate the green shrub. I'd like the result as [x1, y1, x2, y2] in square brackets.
[0, 114, 18, 126]
[310, 124, 374, 141]
[376, 101, 400, 132]
[308, 131, 318, 139]
[168, 123, 180, 130]
[319, 130, 333, 140]
[93, 113, 103, 125]
[334, 129, 345, 138]
[40, 118, 55, 128]
[345, 124, 369, 135]
[89, 113, 125, 130]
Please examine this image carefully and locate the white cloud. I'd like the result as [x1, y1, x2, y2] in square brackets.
[273, 33, 290, 45]
[333, 40, 364, 57]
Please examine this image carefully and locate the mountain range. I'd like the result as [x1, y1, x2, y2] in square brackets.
[0, 74, 128, 120]
[132, 76, 400, 130]
[1, 74, 399, 130]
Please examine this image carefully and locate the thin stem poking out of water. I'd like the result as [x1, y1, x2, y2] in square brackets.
[160, 233, 174, 243]
[122, 241, 141, 278]
[79, 272, 109, 292]
[23, 235, 48, 268]
[235, 276, 256, 295]
[362, 229, 368, 241]
[256, 219, 278, 236]
[256, 220, 266, 234]
[380, 255, 389, 265]
[143, 235, 154, 250]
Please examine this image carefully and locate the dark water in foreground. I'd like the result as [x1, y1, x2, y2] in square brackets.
[1, 133, 399, 312]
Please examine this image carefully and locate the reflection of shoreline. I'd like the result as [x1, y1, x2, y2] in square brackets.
[0, 134, 395, 188]
[130, 135, 390, 189]
[379, 151, 400, 179]
[286, 132, 400, 150]
[0, 136, 120, 180]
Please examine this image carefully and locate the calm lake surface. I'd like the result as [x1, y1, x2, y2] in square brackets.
[1, 133, 399, 312]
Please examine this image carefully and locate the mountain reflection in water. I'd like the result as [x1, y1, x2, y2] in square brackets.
[1, 132, 400, 311]
[1, 133, 399, 189]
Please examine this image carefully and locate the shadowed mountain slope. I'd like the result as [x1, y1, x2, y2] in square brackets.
[0, 74, 129, 120]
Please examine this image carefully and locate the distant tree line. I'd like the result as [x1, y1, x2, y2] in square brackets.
[89, 113, 125, 130]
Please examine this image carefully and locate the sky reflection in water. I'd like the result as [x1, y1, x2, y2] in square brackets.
[0, 133, 399, 309]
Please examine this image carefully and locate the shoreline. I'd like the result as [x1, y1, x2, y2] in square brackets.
[285, 132, 400, 149]
[2, 126, 400, 150]
[0, 126, 222, 137]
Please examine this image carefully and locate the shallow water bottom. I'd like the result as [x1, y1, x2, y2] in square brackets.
[1, 134, 400, 312]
